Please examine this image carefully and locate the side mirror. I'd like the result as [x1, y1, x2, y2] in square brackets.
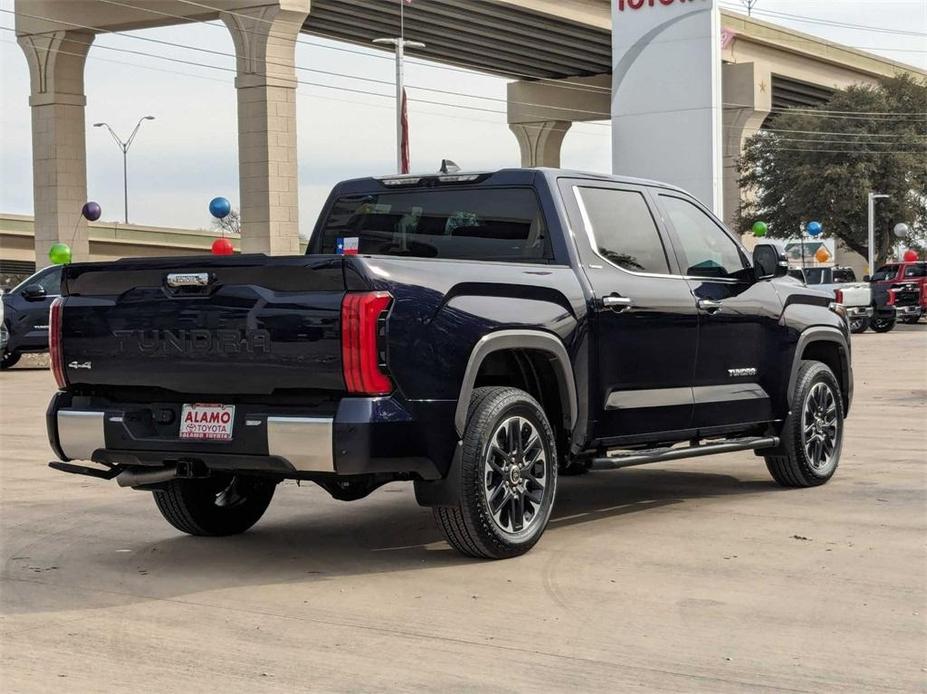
[21, 284, 47, 301]
[863, 275, 871, 282]
[753, 243, 788, 280]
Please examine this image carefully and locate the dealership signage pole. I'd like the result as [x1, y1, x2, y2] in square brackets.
[374, 1, 423, 174]
[612, 0, 723, 213]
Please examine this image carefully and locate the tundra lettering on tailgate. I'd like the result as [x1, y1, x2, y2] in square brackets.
[113, 329, 271, 355]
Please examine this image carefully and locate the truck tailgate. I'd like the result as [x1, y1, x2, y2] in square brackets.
[60, 255, 347, 395]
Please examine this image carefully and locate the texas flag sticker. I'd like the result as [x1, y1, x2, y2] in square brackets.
[336, 237, 359, 255]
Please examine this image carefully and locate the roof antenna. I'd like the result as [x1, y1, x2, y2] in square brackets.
[439, 159, 460, 174]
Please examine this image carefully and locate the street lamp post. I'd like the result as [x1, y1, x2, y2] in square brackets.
[373, 2, 424, 174]
[93, 116, 156, 224]
[867, 192, 889, 275]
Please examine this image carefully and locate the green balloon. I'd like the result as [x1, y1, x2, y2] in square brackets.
[48, 243, 72, 265]
[752, 221, 768, 237]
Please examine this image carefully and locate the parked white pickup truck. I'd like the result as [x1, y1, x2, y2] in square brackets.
[789, 266, 872, 333]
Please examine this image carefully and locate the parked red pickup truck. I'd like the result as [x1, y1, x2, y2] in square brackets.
[869, 261, 926, 325]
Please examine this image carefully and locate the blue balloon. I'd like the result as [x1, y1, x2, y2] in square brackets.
[806, 221, 823, 236]
[209, 196, 231, 219]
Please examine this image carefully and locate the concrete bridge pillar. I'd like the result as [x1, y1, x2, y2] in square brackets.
[509, 121, 572, 167]
[507, 73, 610, 169]
[18, 30, 94, 262]
[722, 62, 772, 229]
[222, 2, 309, 255]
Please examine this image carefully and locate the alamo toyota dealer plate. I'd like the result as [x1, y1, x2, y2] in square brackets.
[179, 403, 236, 440]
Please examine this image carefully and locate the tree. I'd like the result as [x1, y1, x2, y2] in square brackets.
[737, 74, 926, 261]
[211, 208, 241, 235]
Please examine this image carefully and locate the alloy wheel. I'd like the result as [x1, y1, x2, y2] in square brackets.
[483, 416, 548, 536]
[801, 382, 839, 473]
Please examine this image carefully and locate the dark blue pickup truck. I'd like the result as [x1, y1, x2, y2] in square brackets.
[46, 169, 852, 559]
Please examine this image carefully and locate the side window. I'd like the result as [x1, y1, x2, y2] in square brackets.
[576, 187, 670, 274]
[659, 195, 748, 280]
[35, 268, 62, 295]
[903, 264, 925, 278]
[833, 267, 856, 283]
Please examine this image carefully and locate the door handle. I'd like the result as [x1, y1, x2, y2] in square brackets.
[602, 295, 633, 312]
[697, 299, 723, 314]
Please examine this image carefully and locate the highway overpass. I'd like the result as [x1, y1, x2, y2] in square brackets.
[11, 0, 925, 264]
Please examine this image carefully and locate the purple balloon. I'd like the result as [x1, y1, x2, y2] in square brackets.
[81, 201, 102, 222]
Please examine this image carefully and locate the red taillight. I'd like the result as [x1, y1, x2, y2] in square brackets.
[341, 291, 393, 395]
[834, 289, 844, 304]
[887, 287, 896, 306]
[49, 297, 68, 389]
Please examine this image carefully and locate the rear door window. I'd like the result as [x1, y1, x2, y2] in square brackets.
[903, 263, 925, 278]
[316, 188, 551, 262]
[574, 187, 670, 274]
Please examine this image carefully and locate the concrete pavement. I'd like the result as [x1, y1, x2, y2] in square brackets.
[1, 326, 925, 692]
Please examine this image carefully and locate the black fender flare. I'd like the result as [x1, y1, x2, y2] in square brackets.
[417, 332, 577, 508]
[453, 329, 578, 438]
[787, 326, 851, 412]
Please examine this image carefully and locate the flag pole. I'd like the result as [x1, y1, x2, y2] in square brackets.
[374, 1, 424, 174]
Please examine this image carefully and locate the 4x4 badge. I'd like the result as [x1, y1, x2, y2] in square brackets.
[68, 361, 92, 370]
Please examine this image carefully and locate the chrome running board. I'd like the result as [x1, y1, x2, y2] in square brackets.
[591, 436, 779, 470]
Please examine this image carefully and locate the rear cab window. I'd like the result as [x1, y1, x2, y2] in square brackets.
[314, 187, 552, 263]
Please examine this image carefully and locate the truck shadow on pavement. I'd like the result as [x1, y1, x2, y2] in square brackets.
[2, 466, 780, 616]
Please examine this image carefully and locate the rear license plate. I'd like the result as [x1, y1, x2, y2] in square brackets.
[179, 403, 235, 441]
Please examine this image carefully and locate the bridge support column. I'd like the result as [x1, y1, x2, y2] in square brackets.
[509, 121, 572, 167]
[507, 73, 610, 169]
[222, 2, 309, 255]
[722, 62, 772, 229]
[18, 30, 94, 262]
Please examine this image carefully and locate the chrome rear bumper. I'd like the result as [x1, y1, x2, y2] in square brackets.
[52, 408, 335, 473]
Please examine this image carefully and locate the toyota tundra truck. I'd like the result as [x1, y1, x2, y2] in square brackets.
[46, 169, 853, 559]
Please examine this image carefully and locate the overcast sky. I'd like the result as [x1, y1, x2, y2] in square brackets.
[1, 0, 924, 235]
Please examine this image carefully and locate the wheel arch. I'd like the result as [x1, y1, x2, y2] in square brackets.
[789, 327, 852, 415]
[454, 330, 577, 439]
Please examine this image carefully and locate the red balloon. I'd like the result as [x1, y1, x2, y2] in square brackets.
[211, 237, 234, 256]
[903, 249, 918, 262]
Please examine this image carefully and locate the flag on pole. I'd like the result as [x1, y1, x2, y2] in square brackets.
[400, 88, 410, 174]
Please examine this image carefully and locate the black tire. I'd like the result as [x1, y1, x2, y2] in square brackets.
[434, 386, 558, 559]
[0, 351, 20, 370]
[153, 474, 276, 536]
[870, 315, 896, 333]
[848, 316, 869, 334]
[765, 360, 844, 488]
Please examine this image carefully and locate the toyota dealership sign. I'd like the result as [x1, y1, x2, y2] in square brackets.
[612, 0, 722, 212]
